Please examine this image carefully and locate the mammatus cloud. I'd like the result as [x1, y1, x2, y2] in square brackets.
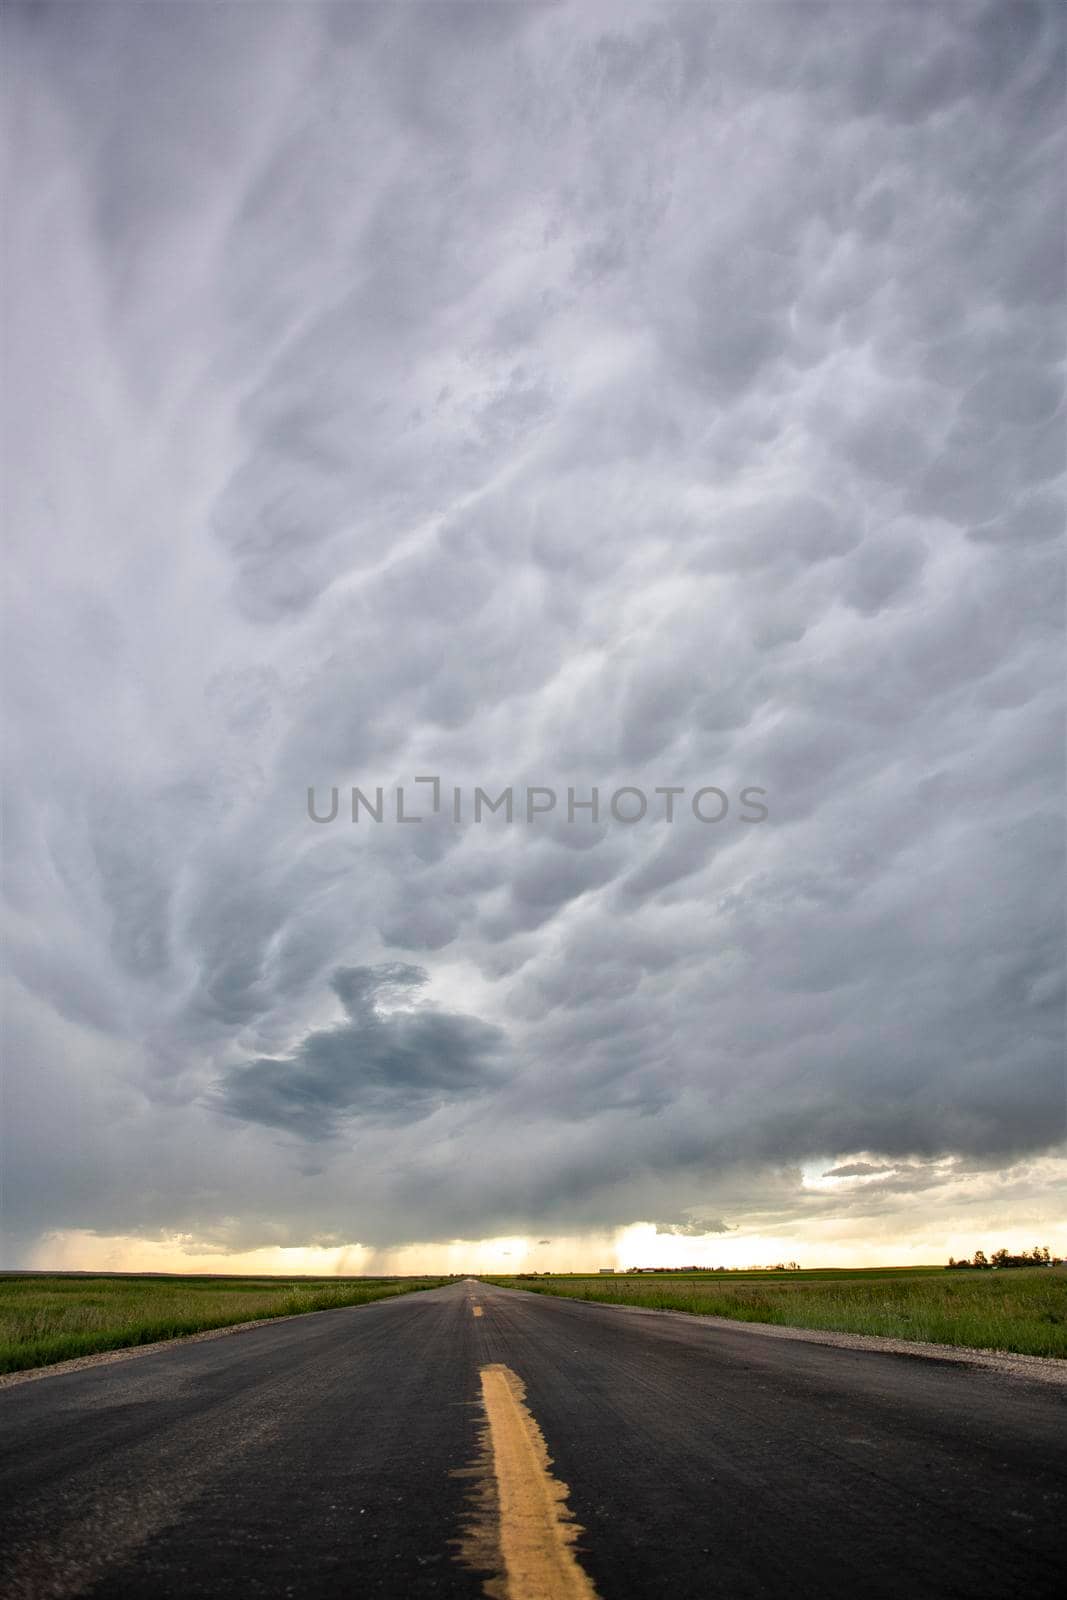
[2, 1, 1064, 1267]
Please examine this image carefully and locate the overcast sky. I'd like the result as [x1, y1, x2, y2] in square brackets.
[3, 1, 1064, 1274]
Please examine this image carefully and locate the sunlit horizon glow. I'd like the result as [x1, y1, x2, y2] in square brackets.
[26, 1183, 1067, 1281]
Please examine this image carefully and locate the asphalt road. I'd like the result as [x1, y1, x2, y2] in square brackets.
[1, 1280, 1064, 1599]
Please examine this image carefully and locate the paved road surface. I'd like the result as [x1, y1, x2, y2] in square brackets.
[1, 1280, 1064, 1598]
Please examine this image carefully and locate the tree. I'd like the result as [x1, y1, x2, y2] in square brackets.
[973, 1249, 988, 1268]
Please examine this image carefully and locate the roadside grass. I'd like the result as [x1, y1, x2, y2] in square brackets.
[0, 1274, 449, 1374]
[486, 1268, 1067, 1358]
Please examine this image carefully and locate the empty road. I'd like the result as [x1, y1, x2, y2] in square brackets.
[1, 1280, 1064, 1599]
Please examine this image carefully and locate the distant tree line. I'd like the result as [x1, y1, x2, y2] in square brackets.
[622, 1262, 803, 1274]
[512, 1263, 805, 1278]
[947, 1246, 1054, 1269]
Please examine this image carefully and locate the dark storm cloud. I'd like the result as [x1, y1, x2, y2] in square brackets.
[216, 965, 508, 1139]
[3, 1, 1064, 1261]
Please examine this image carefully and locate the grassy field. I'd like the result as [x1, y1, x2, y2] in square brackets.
[487, 1267, 1067, 1358]
[0, 1273, 449, 1374]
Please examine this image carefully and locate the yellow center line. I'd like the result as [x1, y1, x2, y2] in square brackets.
[473, 1306, 484, 1317]
[478, 1363, 599, 1600]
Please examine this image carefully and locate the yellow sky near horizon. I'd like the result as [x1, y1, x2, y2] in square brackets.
[24, 1213, 1065, 1278]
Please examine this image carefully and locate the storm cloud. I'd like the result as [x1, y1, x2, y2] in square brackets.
[2, 1, 1063, 1265]
[216, 964, 508, 1138]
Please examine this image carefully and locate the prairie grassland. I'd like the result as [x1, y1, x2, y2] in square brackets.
[490, 1267, 1067, 1358]
[0, 1274, 447, 1374]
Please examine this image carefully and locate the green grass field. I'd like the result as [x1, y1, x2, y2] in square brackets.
[487, 1266, 1067, 1358]
[0, 1273, 448, 1374]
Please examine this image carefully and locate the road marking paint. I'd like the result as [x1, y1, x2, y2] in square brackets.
[477, 1363, 599, 1600]
[473, 1306, 485, 1317]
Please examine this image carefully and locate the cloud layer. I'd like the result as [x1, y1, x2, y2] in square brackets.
[3, 1, 1064, 1263]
